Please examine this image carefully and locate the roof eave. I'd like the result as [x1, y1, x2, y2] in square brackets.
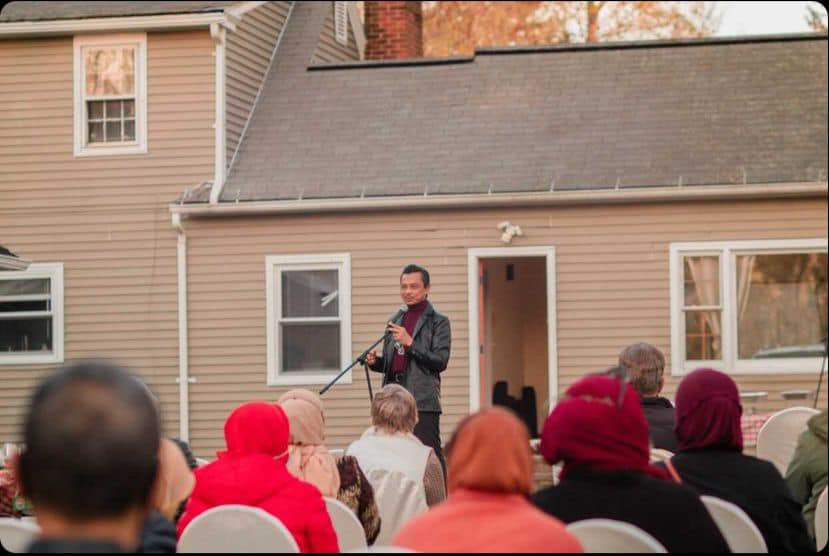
[170, 181, 829, 218]
[0, 11, 238, 38]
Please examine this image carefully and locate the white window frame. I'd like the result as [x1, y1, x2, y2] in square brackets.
[670, 239, 828, 375]
[73, 33, 148, 157]
[265, 253, 352, 386]
[334, 1, 349, 45]
[0, 262, 64, 365]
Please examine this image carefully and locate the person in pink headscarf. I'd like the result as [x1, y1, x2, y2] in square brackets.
[278, 389, 381, 544]
[662, 368, 814, 553]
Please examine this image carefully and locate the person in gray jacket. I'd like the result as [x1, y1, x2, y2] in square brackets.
[366, 264, 451, 474]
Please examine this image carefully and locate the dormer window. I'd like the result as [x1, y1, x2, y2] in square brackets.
[73, 34, 147, 157]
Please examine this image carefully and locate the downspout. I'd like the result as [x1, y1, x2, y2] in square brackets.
[172, 213, 193, 442]
[209, 22, 227, 205]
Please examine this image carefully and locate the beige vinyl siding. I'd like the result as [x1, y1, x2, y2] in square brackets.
[0, 31, 215, 443]
[181, 196, 827, 458]
[225, 1, 291, 167]
[311, 1, 361, 64]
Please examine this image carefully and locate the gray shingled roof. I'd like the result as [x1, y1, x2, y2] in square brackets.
[215, 3, 826, 202]
[0, 1, 239, 22]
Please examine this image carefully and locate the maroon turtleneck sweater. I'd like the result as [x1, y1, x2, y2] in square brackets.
[390, 299, 428, 374]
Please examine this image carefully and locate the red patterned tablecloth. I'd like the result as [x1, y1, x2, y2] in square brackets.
[741, 413, 772, 446]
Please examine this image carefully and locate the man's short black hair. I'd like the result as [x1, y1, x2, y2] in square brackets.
[19, 360, 160, 520]
[400, 264, 430, 287]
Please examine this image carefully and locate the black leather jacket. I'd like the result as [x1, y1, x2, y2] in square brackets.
[368, 301, 451, 413]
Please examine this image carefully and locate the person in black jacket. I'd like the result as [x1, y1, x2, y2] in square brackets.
[365, 264, 451, 473]
[19, 361, 160, 553]
[660, 367, 815, 553]
[618, 342, 677, 452]
[532, 371, 730, 553]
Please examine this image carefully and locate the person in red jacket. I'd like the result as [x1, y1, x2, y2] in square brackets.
[176, 401, 339, 553]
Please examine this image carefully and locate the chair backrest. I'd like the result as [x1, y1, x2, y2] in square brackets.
[178, 505, 300, 553]
[566, 519, 667, 553]
[328, 449, 344, 459]
[195, 457, 210, 467]
[324, 497, 367, 552]
[365, 468, 428, 546]
[756, 406, 819, 475]
[649, 448, 675, 463]
[815, 487, 828, 551]
[700, 495, 768, 553]
[0, 518, 40, 553]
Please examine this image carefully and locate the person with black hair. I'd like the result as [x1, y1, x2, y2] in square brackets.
[18, 360, 160, 553]
[365, 264, 451, 474]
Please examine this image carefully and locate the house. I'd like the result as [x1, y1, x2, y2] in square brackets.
[1, 1, 827, 458]
[0, 0, 363, 450]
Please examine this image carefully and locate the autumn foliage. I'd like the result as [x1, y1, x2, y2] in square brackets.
[422, 1, 721, 58]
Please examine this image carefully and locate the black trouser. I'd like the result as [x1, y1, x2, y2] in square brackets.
[413, 410, 446, 480]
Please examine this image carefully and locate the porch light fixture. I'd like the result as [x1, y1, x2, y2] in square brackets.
[497, 221, 523, 244]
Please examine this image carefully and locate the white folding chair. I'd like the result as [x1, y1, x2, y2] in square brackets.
[195, 457, 210, 467]
[328, 449, 345, 459]
[324, 496, 367, 552]
[566, 519, 667, 553]
[178, 505, 299, 553]
[0, 517, 40, 553]
[649, 448, 674, 463]
[755, 407, 819, 475]
[815, 487, 828, 552]
[365, 468, 428, 546]
[700, 495, 767, 553]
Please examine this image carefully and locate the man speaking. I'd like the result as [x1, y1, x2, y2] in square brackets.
[365, 264, 451, 472]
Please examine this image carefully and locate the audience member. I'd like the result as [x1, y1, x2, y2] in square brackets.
[137, 438, 196, 553]
[618, 342, 677, 451]
[169, 438, 199, 471]
[278, 388, 381, 544]
[19, 361, 160, 553]
[785, 408, 827, 541]
[176, 402, 338, 553]
[532, 372, 729, 553]
[662, 368, 814, 552]
[393, 407, 583, 553]
[346, 385, 446, 508]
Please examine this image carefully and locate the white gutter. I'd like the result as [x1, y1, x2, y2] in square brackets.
[171, 213, 194, 442]
[173, 181, 828, 217]
[209, 23, 227, 204]
[0, 12, 237, 38]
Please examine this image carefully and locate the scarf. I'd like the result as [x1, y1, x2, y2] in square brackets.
[277, 389, 341, 497]
[220, 401, 290, 463]
[447, 407, 533, 495]
[675, 367, 743, 452]
[540, 375, 668, 480]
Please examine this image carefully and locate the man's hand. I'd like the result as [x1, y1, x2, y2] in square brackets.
[365, 350, 378, 366]
[387, 323, 413, 348]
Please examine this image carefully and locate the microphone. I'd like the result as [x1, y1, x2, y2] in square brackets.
[390, 304, 408, 354]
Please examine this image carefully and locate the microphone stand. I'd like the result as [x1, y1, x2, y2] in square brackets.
[320, 331, 388, 401]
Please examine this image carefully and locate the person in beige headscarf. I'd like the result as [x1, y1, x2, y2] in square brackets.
[278, 389, 381, 544]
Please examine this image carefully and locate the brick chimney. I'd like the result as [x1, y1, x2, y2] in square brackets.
[364, 1, 423, 60]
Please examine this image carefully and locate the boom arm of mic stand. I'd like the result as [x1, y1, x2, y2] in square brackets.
[320, 331, 389, 399]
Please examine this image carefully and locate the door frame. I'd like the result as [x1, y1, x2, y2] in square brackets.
[467, 246, 558, 414]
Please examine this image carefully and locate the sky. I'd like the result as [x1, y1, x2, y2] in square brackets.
[713, 1, 827, 36]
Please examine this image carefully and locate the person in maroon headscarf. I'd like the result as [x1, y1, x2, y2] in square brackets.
[659, 368, 814, 553]
[532, 371, 729, 553]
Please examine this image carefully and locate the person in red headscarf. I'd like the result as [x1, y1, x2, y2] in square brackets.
[176, 402, 338, 553]
[393, 407, 583, 553]
[532, 371, 729, 553]
[660, 368, 814, 553]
